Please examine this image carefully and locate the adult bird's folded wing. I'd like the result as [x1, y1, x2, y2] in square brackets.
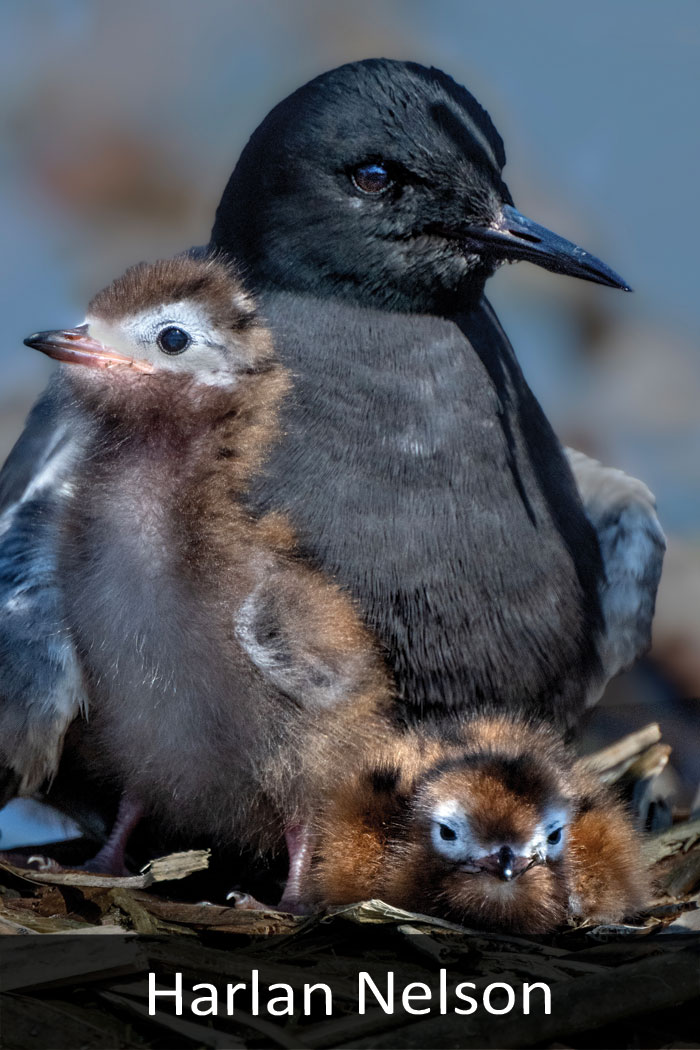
[0, 381, 86, 805]
[565, 448, 666, 706]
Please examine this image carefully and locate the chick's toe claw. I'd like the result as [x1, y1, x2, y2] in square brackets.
[226, 890, 276, 911]
[26, 854, 62, 873]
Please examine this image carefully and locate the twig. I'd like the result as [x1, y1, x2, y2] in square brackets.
[581, 723, 661, 781]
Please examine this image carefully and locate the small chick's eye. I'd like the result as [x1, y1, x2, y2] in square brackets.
[157, 326, 191, 355]
[351, 162, 392, 194]
[439, 823, 457, 841]
[547, 828, 562, 846]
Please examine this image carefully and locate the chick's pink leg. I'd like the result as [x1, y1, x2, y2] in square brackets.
[228, 824, 315, 913]
[80, 794, 143, 875]
[277, 823, 314, 914]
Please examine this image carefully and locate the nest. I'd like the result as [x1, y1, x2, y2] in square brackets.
[1, 724, 699, 1050]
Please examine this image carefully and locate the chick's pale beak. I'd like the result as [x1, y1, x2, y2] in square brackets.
[24, 325, 154, 373]
[478, 845, 534, 882]
[461, 204, 632, 291]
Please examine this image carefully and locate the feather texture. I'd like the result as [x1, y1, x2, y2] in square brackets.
[312, 715, 648, 933]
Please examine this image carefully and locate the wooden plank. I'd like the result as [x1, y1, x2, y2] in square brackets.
[341, 942, 700, 1048]
[98, 990, 246, 1049]
[0, 937, 148, 993]
[0, 850, 209, 890]
[0, 993, 144, 1049]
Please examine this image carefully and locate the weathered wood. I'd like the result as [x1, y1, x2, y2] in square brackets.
[105, 977, 313, 1048]
[341, 942, 700, 1048]
[645, 818, 700, 865]
[0, 849, 210, 890]
[0, 993, 145, 1050]
[331, 900, 569, 954]
[131, 892, 305, 935]
[655, 848, 700, 898]
[0, 937, 148, 993]
[581, 724, 661, 780]
[98, 989, 247, 1049]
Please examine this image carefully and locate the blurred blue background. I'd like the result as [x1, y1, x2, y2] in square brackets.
[1, 0, 698, 847]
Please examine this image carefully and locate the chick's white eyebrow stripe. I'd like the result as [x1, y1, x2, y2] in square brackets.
[433, 799, 465, 823]
[542, 806, 569, 833]
[86, 306, 240, 389]
[525, 806, 570, 860]
[88, 302, 211, 352]
[430, 799, 493, 860]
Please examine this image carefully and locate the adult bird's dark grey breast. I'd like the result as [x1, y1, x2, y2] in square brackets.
[0, 60, 664, 812]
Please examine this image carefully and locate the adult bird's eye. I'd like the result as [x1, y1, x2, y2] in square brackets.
[351, 162, 392, 194]
[439, 823, 457, 841]
[547, 828, 562, 845]
[157, 326, 191, 355]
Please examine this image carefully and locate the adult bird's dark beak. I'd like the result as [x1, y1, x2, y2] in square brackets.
[24, 325, 154, 373]
[462, 204, 632, 291]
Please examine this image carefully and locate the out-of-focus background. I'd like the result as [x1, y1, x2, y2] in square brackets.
[1, 0, 698, 848]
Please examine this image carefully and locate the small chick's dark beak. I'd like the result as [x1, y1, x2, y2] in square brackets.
[461, 204, 632, 291]
[479, 845, 533, 882]
[24, 325, 154, 373]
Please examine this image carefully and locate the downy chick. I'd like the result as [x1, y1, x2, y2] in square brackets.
[24, 251, 391, 907]
[312, 715, 647, 933]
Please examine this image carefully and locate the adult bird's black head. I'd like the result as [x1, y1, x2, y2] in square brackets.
[213, 58, 629, 315]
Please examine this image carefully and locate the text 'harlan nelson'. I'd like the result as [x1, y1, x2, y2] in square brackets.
[148, 970, 552, 1017]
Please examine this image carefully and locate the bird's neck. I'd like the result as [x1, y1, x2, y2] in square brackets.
[78, 363, 288, 484]
[209, 234, 490, 316]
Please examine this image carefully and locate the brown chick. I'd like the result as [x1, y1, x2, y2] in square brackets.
[24, 250, 391, 908]
[312, 715, 647, 933]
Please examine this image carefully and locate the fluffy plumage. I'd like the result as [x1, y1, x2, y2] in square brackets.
[0, 59, 664, 819]
[30, 252, 391, 896]
[312, 715, 647, 933]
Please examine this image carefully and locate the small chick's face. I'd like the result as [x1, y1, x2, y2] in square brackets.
[410, 762, 573, 932]
[25, 254, 271, 410]
[430, 794, 568, 876]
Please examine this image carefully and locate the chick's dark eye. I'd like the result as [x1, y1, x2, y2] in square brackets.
[547, 828, 562, 846]
[351, 162, 392, 194]
[439, 823, 457, 841]
[157, 326, 190, 355]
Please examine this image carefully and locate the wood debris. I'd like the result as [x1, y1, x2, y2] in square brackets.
[0, 724, 698, 1049]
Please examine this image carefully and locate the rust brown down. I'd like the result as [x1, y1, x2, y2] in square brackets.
[88, 250, 258, 331]
[312, 715, 648, 934]
[56, 251, 394, 900]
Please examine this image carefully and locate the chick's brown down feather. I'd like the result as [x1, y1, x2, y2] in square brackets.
[30, 251, 392, 903]
[312, 715, 647, 933]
